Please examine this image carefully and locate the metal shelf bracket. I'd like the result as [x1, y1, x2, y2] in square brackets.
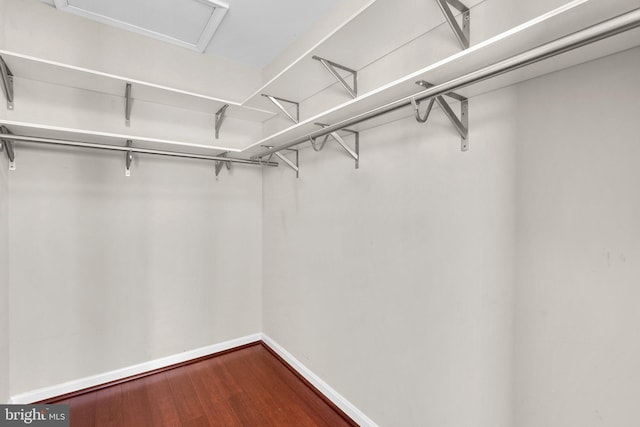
[435, 0, 470, 50]
[125, 140, 133, 176]
[252, 8, 639, 162]
[215, 152, 232, 177]
[125, 83, 132, 126]
[263, 146, 299, 178]
[314, 123, 360, 169]
[0, 125, 16, 170]
[214, 104, 229, 139]
[312, 56, 358, 98]
[261, 94, 299, 124]
[0, 56, 14, 110]
[414, 80, 469, 151]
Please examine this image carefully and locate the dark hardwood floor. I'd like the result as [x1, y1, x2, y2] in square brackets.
[46, 342, 357, 427]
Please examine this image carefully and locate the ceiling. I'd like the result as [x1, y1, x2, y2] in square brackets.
[205, 0, 342, 68]
[40, 0, 342, 69]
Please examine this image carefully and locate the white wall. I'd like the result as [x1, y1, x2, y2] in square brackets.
[261, 1, 523, 425]
[514, 47, 640, 427]
[0, 138, 9, 403]
[8, 145, 262, 395]
[263, 86, 517, 426]
[2, 0, 265, 397]
[261, 2, 640, 424]
[262, 46, 640, 426]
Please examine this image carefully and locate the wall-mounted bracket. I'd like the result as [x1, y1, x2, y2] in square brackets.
[435, 0, 470, 50]
[0, 56, 14, 110]
[125, 83, 132, 126]
[414, 80, 469, 151]
[0, 125, 16, 170]
[261, 94, 299, 124]
[125, 140, 133, 176]
[312, 55, 358, 98]
[263, 145, 299, 178]
[214, 104, 229, 139]
[215, 152, 232, 177]
[314, 123, 360, 169]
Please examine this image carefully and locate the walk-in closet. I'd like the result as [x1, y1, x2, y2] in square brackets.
[1, 0, 639, 425]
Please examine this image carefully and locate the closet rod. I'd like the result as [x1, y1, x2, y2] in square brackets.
[252, 7, 640, 160]
[3, 134, 279, 167]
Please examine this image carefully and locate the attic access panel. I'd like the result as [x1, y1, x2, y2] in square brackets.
[53, 0, 229, 52]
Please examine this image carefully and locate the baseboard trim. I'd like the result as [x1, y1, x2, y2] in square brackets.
[11, 332, 377, 427]
[10, 333, 262, 404]
[261, 334, 379, 427]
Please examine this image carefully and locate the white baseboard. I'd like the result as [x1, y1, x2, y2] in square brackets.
[9, 333, 262, 404]
[10, 332, 377, 426]
[261, 333, 379, 427]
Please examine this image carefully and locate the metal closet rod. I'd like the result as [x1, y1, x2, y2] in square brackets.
[3, 134, 279, 167]
[252, 7, 640, 160]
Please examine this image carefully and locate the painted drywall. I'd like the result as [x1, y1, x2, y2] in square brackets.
[261, 46, 640, 425]
[258, 1, 538, 424]
[262, 86, 517, 426]
[8, 145, 262, 395]
[514, 47, 640, 427]
[261, 2, 640, 425]
[0, 140, 9, 403]
[2, 0, 264, 397]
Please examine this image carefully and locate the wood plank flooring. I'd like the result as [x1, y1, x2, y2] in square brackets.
[47, 343, 357, 427]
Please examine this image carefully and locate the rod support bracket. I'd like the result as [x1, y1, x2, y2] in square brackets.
[411, 97, 436, 123]
[215, 104, 229, 139]
[263, 145, 299, 178]
[415, 80, 469, 151]
[460, 100, 469, 151]
[315, 123, 360, 169]
[125, 83, 132, 126]
[0, 56, 14, 110]
[125, 140, 133, 176]
[215, 152, 232, 177]
[435, 0, 470, 50]
[261, 94, 300, 124]
[0, 125, 16, 170]
[312, 56, 358, 98]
